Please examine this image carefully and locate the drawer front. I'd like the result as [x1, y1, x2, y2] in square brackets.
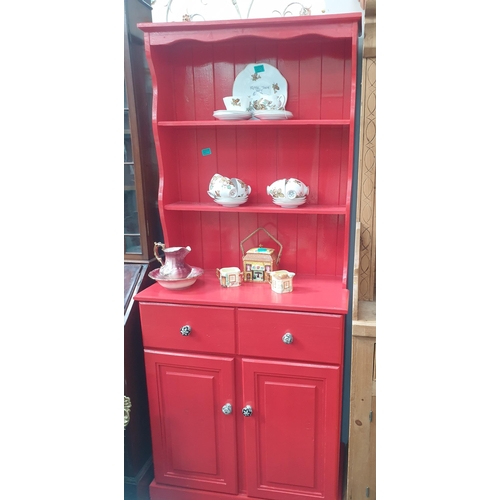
[139, 303, 235, 354]
[237, 309, 344, 364]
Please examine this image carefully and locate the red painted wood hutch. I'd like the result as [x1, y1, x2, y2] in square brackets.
[134, 13, 361, 500]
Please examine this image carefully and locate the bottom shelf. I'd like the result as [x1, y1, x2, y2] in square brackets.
[134, 272, 349, 314]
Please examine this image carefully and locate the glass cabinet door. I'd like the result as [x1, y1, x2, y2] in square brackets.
[124, 5, 162, 263]
[124, 81, 142, 256]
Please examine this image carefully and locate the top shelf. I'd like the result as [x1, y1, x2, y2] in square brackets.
[157, 119, 351, 128]
[138, 13, 362, 45]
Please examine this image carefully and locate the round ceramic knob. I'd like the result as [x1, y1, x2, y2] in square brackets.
[282, 333, 293, 344]
[222, 403, 233, 415]
[180, 325, 191, 336]
[242, 405, 253, 417]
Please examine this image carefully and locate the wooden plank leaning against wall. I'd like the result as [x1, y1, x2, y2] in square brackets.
[346, 0, 376, 499]
[355, 0, 376, 305]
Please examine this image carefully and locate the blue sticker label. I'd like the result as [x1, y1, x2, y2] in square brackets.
[254, 64, 265, 73]
[201, 148, 211, 156]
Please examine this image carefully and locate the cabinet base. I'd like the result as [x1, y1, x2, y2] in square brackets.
[150, 480, 344, 500]
[125, 458, 154, 500]
[150, 482, 246, 500]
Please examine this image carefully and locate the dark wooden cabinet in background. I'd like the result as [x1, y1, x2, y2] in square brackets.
[124, 0, 162, 263]
[124, 0, 163, 499]
[124, 264, 153, 500]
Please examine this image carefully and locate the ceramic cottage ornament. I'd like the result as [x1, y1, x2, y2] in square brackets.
[240, 227, 283, 283]
[216, 267, 243, 287]
[267, 270, 296, 294]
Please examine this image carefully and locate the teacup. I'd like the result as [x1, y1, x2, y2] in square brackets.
[252, 92, 286, 111]
[285, 178, 309, 199]
[231, 177, 251, 197]
[223, 96, 251, 112]
[208, 173, 236, 198]
[267, 178, 287, 198]
[209, 173, 230, 190]
[220, 184, 238, 198]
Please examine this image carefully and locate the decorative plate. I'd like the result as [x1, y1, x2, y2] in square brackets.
[233, 63, 288, 109]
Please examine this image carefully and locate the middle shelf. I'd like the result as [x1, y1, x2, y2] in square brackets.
[157, 119, 351, 128]
[164, 201, 347, 215]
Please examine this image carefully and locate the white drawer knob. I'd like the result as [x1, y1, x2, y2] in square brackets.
[180, 325, 191, 336]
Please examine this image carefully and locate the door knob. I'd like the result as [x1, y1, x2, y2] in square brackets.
[282, 332, 293, 344]
[222, 403, 233, 415]
[242, 405, 253, 417]
[180, 325, 191, 336]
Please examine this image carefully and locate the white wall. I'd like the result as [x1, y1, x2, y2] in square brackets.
[324, 0, 362, 15]
[151, 0, 362, 23]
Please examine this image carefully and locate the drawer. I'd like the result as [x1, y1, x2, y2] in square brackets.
[139, 303, 236, 354]
[237, 309, 344, 364]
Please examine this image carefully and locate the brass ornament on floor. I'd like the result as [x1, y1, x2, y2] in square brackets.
[124, 396, 132, 429]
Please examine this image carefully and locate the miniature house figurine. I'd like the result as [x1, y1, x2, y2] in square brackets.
[243, 247, 277, 282]
[216, 267, 243, 287]
[267, 270, 296, 293]
[240, 227, 283, 283]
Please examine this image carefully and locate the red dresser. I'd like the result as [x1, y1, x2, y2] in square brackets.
[134, 13, 361, 500]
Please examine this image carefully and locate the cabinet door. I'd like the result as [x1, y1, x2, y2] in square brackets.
[144, 350, 238, 494]
[241, 358, 342, 500]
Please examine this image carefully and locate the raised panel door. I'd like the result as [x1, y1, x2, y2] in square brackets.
[144, 350, 238, 494]
[241, 358, 342, 500]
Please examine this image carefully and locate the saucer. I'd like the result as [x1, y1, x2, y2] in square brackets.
[149, 267, 204, 290]
[272, 196, 306, 208]
[271, 195, 306, 202]
[213, 110, 252, 120]
[213, 196, 249, 207]
[254, 110, 293, 120]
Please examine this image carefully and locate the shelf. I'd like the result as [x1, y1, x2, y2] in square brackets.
[138, 13, 362, 42]
[157, 119, 350, 128]
[139, 13, 359, 294]
[164, 201, 347, 215]
[134, 272, 349, 315]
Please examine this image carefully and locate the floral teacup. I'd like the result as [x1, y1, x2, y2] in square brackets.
[223, 96, 251, 112]
[285, 178, 309, 199]
[252, 92, 286, 111]
[208, 173, 236, 198]
[267, 179, 287, 198]
[231, 177, 251, 197]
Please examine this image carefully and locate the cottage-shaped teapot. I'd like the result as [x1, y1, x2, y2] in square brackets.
[240, 227, 283, 283]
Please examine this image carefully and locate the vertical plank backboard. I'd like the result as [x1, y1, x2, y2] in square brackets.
[352, 222, 361, 321]
[356, 57, 376, 301]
